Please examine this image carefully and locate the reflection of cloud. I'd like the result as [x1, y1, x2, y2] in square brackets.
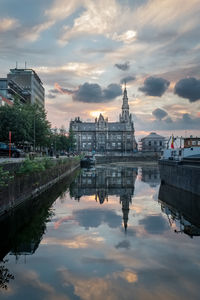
[54, 216, 74, 229]
[115, 61, 130, 71]
[41, 235, 104, 248]
[73, 208, 122, 229]
[18, 270, 70, 300]
[58, 267, 138, 300]
[113, 270, 138, 283]
[81, 257, 115, 264]
[139, 215, 169, 234]
[115, 240, 131, 249]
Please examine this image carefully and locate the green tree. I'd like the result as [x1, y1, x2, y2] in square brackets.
[67, 128, 76, 151]
[0, 100, 51, 148]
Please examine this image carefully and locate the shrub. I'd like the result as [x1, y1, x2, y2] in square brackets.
[0, 167, 13, 187]
[17, 159, 46, 175]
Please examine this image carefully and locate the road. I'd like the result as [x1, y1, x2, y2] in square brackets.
[0, 155, 72, 165]
[0, 157, 26, 164]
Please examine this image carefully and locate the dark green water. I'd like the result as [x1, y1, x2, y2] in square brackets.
[0, 164, 200, 300]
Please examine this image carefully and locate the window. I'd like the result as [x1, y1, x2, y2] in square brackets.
[198, 141, 200, 145]
[149, 141, 151, 146]
[0, 80, 7, 89]
[160, 141, 162, 146]
[99, 134, 105, 142]
[192, 141, 196, 145]
[112, 142, 116, 147]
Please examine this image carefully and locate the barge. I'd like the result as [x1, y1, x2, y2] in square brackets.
[158, 136, 200, 196]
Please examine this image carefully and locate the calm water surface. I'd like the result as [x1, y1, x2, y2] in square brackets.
[1, 163, 200, 300]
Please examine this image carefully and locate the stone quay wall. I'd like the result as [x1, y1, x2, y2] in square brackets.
[159, 160, 200, 196]
[0, 158, 80, 217]
[95, 152, 160, 164]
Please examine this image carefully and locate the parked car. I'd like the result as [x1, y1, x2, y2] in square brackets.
[0, 142, 25, 158]
[60, 151, 69, 156]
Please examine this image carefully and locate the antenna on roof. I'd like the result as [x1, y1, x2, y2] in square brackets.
[16, 62, 18, 69]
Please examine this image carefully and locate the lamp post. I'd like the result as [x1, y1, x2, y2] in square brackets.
[33, 115, 36, 152]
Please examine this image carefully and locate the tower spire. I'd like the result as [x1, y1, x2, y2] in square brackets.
[120, 85, 130, 122]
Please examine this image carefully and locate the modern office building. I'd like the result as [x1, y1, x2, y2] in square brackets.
[7, 68, 45, 107]
[0, 78, 30, 106]
[70, 87, 137, 154]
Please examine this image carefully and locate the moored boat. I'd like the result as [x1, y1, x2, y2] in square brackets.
[80, 155, 96, 168]
[158, 136, 200, 196]
[160, 136, 200, 162]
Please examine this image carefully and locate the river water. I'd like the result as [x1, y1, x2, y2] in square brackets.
[0, 163, 200, 300]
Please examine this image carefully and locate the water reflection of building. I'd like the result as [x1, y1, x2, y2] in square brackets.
[158, 182, 200, 238]
[70, 166, 138, 230]
[141, 167, 160, 187]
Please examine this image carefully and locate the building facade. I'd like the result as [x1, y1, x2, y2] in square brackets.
[7, 68, 45, 107]
[0, 78, 30, 106]
[70, 87, 137, 154]
[184, 136, 200, 148]
[140, 132, 165, 152]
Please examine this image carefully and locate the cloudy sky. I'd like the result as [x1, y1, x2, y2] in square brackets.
[0, 0, 200, 139]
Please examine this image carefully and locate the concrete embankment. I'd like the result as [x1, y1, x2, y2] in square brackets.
[0, 157, 80, 217]
[158, 182, 200, 227]
[0, 168, 79, 260]
[159, 160, 200, 196]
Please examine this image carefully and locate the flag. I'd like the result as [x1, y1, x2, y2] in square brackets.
[171, 135, 174, 149]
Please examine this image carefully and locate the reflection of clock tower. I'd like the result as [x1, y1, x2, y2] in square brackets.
[120, 194, 132, 231]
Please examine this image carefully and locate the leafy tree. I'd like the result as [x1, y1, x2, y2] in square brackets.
[0, 260, 14, 290]
[68, 128, 76, 151]
[0, 100, 51, 148]
[49, 127, 75, 153]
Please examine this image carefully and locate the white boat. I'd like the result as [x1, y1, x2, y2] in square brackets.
[160, 136, 200, 161]
[159, 136, 200, 196]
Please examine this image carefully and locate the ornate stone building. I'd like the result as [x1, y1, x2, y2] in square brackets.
[70, 87, 137, 153]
